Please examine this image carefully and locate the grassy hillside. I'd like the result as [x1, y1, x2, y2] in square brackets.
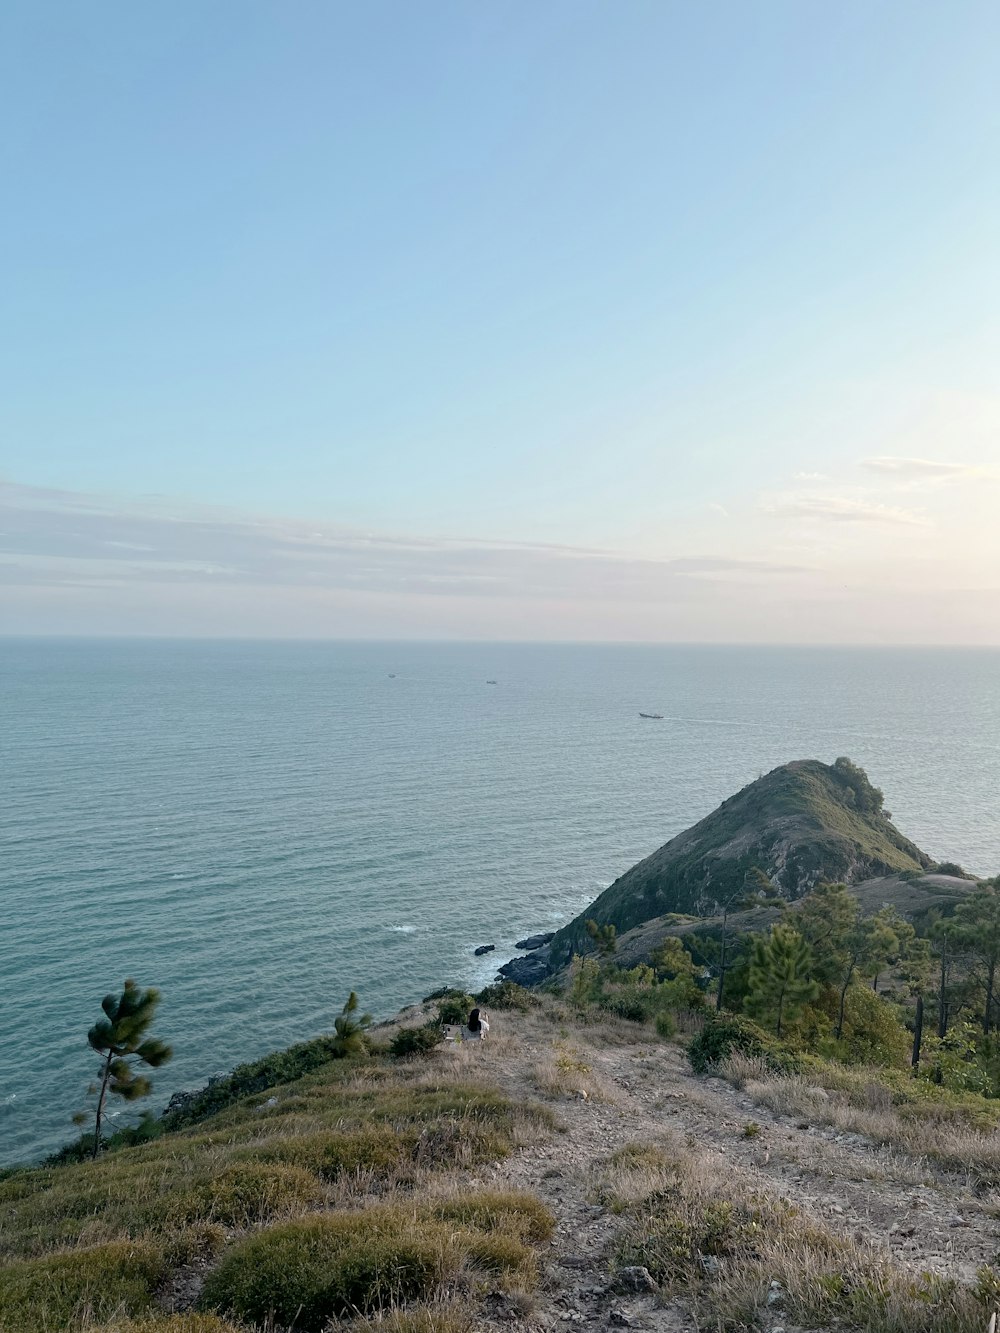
[0, 1009, 555, 1333]
[548, 758, 930, 964]
[7, 990, 1000, 1333]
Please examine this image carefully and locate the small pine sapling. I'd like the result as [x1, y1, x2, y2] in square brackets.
[585, 918, 617, 958]
[76, 978, 172, 1158]
[330, 991, 372, 1057]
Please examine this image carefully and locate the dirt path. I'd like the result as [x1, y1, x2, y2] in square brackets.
[453, 1013, 1000, 1333]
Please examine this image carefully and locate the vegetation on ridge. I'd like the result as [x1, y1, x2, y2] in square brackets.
[549, 758, 932, 962]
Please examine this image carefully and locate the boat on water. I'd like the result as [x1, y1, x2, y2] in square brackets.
[638, 712, 663, 719]
[486, 679, 498, 684]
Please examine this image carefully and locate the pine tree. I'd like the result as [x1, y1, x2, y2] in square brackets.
[789, 882, 858, 986]
[747, 924, 819, 1037]
[712, 872, 783, 1011]
[952, 884, 1000, 1033]
[330, 991, 372, 1057]
[585, 919, 617, 958]
[833, 908, 903, 1040]
[77, 979, 172, 1159]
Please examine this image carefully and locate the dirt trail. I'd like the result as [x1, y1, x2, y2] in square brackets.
[453, 1013, 1000, 1333]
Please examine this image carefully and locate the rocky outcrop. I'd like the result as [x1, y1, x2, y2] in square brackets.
[498, 949, 552, 986]
[514, 931, 555, 951]
[474, 944, 496, 956]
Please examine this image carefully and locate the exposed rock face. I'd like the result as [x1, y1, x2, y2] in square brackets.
[474, 944, 496, 956]
[547, 759, 930, 969]
[498, 949, 552, 986]
[514, 931, 555, 951]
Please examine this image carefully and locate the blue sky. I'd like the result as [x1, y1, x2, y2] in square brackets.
[2, 2, 999, 639]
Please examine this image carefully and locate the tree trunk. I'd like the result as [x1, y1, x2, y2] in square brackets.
[835, 960, 856, 1040]
[715, 911, 728, 1012]
[986, 958, 996, 1035]
[93, 1051, 114, 1160]
[872, 972, 879, 993]
[775, 986, 784, 1038]
[937, 940, 949, 1040]
[911, 995, 923, 1069]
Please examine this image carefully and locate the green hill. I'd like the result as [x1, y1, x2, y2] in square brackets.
[548, 758, 931, 967]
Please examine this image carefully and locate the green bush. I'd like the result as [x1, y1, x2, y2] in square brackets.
[429, 1190, 555, 1242]
[436, 994, 476, 1025]
[0, 1240, 164, 1332]
[687, 1014, 775, 1073]
[655, 1011, 676, 1040]
[391, 1024, 444, 1058]
[160, 1035, 357, 1130]
[167, 1161, 324, 1228]
[253, 1126, 408, 1179]
[461, 1231, 537, 1282]
[598, 987, 656, 1022]
[825, 987, 911, 1068]
[475, 980, 537, 1012]
[200, 1212, 452, 1330]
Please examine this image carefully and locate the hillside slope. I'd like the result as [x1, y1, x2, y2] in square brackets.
[4, 997, 998, 1333]
[547, 758, 930, 966]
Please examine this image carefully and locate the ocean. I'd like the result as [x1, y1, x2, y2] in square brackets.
[2, 639, 998, 1166]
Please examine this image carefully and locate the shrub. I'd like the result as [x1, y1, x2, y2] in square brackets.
[934, 861, 970, 878]
[160, 1034, 355, 1129]
[167, 1161, 324, 1228]
[598, 987, 656, 1023]
[162, 1223, 227, 1267]
[826, 987, 911, 1068]
[461, 1231, 537, 1283]
[436, 994, 476, 1026]
[391, 1024, 444, 1058]
[655, 1011, 676, 1040]
[253, 1126, 408, 1179]
[475, 981, 537, 1012]
[0, 1240, 164, 1332]
[429, 1190, 555, 1243]
[687, 1014, 775, 1074]
[199, 1211, 453, 1330]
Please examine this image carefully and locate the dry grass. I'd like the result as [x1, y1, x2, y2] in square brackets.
[0, 1040, 558, 1333]
[529, 1043, 619, 1103]
[722, 1054, 1000, 1180]
[83, 1319, 241, 1333]
[600, 1140, 998, 1333]
[342, 1304, 477, 1333]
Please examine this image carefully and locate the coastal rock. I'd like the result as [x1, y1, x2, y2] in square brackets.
[474, 943, 496, 956]
[514, 931, 555, 951]
[498, 949, 551, 986]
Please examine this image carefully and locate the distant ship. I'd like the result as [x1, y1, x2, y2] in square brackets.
[486, 679, 498, 684]
[638, 712, 663, 719]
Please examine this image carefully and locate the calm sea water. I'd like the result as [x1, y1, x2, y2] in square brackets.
[2, 639, 999, 1165]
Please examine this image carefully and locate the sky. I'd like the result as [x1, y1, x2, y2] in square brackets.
[2, 2, 998, 641]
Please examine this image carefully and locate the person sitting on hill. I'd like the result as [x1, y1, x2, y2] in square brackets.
[466, 1007, 489, 1041]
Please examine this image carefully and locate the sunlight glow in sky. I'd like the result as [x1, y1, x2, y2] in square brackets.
[2, 2, 998, 640]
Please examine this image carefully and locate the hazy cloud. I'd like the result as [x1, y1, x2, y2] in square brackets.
[761, 493, 927, 526]
[0, 482, 806, 605]
[860, 456, 983, 479]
